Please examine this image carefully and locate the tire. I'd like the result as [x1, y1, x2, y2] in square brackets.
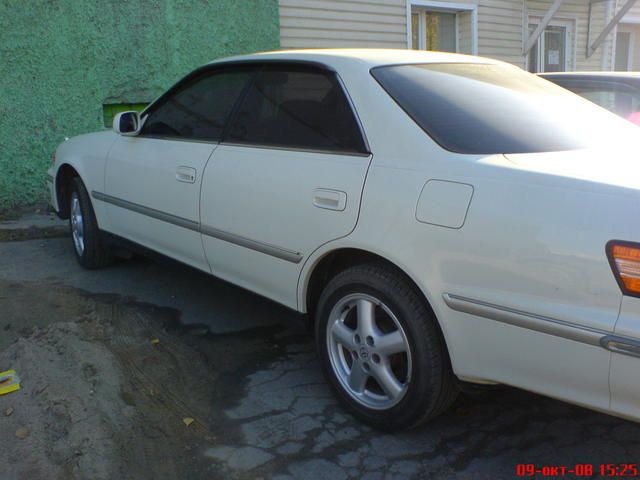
[315, 263, 457, 431]
[69, 177, 113, 269]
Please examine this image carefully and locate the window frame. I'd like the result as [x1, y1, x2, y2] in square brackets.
[137, 60, 370, 156]
[219, 62, 371, 157]
[407, 1, 478, 55]
[411, 9, 457, 51]
[526, 16, 575, 73]
[138, 64, 257, 144]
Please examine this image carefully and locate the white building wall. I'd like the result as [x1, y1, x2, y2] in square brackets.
[278, 0, 617, 71]
[279, 0, 407, 49]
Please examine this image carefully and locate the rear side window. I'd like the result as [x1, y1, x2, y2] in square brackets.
[372, 63, 635, 154]
[226, 66, 368, 154]
[141, 68, 253, 141]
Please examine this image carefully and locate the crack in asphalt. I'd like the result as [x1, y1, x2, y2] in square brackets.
[2, 237, 640, 479]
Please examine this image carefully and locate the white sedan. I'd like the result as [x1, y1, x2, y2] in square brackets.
[48, 49, 640, 430]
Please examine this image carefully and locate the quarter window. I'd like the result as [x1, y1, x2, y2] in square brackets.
[226, 66, 368, 154]
[141, 68, 253, 141]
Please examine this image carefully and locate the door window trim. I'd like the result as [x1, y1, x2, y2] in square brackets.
[219, 62, 371, 156]
[138, 64, 258, 143]
[137, 60, 371, 156]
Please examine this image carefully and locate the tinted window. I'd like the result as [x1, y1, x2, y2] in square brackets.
[226, 66, 367, 153]
[372, 63, 637, 155]
[141, 68, 253, 141]
[564, 85, 640, 120]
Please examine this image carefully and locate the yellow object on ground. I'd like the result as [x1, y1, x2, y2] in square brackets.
[183, 417, 194, 427]
[0, 370, 21, 395]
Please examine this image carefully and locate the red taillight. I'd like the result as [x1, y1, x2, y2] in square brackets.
[607, 241, 640, 296]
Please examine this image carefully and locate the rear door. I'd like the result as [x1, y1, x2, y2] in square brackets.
[103, 66, 254, 270]
[200, 63, 371, 307]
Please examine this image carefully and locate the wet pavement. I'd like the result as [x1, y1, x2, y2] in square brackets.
[1, 236, 640, 479]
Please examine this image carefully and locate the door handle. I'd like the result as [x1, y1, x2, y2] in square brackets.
[176, 166, 197, 184]
[313, 188, 347, 211]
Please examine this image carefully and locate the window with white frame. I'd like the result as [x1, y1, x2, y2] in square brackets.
[409, 2, 476, 54]
[411, 10, 456, 52]
[527, 18, 574, 73]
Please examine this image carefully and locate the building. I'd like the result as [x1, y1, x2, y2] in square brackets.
[279, 0, 638, 72]
[2, 0, 637, 209]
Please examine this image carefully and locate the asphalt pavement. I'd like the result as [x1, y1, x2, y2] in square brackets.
[1, 226, 639, 479]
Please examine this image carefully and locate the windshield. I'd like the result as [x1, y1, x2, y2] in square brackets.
[371, 63, 638, 155]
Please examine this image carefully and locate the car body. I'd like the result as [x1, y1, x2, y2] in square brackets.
[540, 71, 640, 125]
[48, 49, 640, 429]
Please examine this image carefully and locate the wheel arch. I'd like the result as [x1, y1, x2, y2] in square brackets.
[301, 245, 459, 380]
[302, 247, 449, 337]
[55, 163, 81, 219]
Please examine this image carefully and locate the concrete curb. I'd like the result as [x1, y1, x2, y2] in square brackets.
[0, 213, 68, 242]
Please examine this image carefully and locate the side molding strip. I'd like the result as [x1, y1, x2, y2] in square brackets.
[91, 191, 302, 264]
[92, 191, 200, 232]
[200, 225, 302, 264]
[600, 335, 640, 359]
[442, 293, 607, 347]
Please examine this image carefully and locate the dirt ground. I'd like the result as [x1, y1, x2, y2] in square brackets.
[0, 278, 301, 480]
[2, 224, 640, 480]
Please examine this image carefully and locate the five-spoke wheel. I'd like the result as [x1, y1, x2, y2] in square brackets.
[327, 293, 411, 409]
[68, 177, 113, 269]
[316, 263, 458, 430]
[70, 191, 85, 257]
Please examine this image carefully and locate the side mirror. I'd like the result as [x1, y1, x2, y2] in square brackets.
[113, 111, 142, 136]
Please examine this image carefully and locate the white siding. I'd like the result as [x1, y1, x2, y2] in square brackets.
[623, 1, 640, 21]
[477, 0, 525, 67]
[278, 0, 617, 71]
[279, 0, 408, 49]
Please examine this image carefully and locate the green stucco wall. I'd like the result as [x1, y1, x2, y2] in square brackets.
[0, 0, 280, 209]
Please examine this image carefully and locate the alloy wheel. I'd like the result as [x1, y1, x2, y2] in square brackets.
[326, 293, 412, 410]
[70, 192, 85, 256]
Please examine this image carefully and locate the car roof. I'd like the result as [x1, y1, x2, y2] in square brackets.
[206, 48, 499, 70]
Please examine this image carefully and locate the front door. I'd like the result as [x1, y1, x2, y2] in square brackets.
[102, 67, 254, 271]
[200, 64, 372, 308]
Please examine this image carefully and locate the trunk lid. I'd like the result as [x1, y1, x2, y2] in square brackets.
[504, 145, 640, 192]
